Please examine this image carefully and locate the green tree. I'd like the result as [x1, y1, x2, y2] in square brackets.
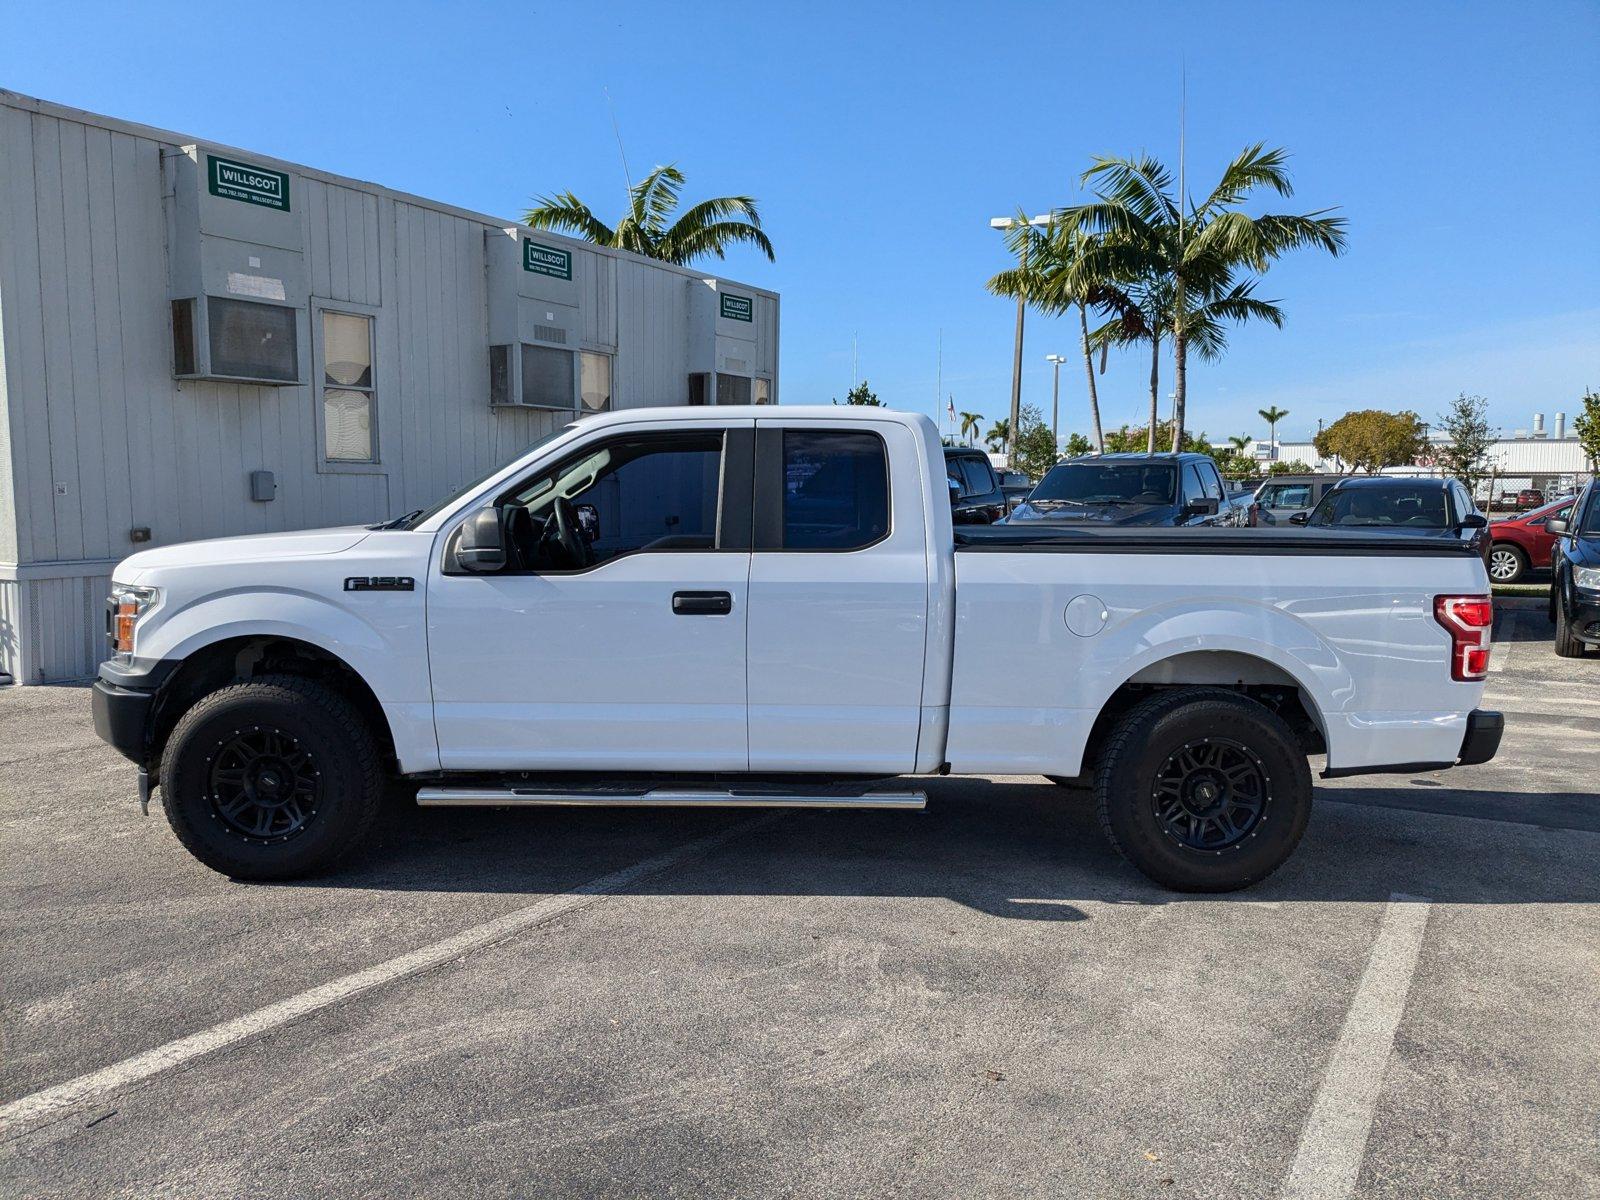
[959, 411, 983, 446]
[1069, 146, 1345, 451]
[1063, 432, 1094, 457]
[984, 418, 1011, 452]
[1268, 458, 1316, 476]
[1572, 388, 1600, 470]
[1104, 420, 1213, 455]
[1313, 410, 1426, 473]
[1257, 406, 1290, 457]
[1434, 393, 1494, 491]
[1012, 404, 1061, 480]
[987, 220, 1114, 452]
[524, 164, 774, 266]
[838, 381, 881, 406]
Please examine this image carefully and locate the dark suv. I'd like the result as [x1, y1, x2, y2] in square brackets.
[944, 447, 1007, 524]
[1006, 452, 1245, 526]
[1546, 480, 1600, 657]
[1292, 476, 1490, 562]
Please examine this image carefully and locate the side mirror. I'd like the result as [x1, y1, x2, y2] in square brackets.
[1288, 511, 1311, 526]
[1458, 512, 1488, 529]
[1546, 515, 1569, 536]
[1184, 498, 1220, 517]
[457, 508, 507, 572]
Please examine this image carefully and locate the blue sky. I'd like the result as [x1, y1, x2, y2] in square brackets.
[6, 0, 1598, 445]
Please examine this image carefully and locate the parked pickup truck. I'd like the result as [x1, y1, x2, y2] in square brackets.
[94, 407, 1502, 892]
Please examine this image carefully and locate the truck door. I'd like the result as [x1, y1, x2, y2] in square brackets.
[427, 420, 753, 772]
[745, 418, 929, 772]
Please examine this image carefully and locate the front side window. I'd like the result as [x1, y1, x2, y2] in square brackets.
[522, 344, 574, 409]
[1181, 465, 1206, 506]
[781, 430, 889, 550]
[960, 457, 994, 495]
[580, 352, 612, 413]
[504, 432, 724, 567]
[321, 311, 375, 462]
[1262, 483, 1312, 509]
[1200, 463, 1225, 501]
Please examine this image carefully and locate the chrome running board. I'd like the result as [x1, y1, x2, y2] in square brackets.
[415, 786, 926, 810]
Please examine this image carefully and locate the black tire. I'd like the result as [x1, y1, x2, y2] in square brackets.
[159, 675, 384, 880]
[1487, 543, 1526, 585]
[1553, 592, 1587, 658]
[1093, 689, 1312, 893]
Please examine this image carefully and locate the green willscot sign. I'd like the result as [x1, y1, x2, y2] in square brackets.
[720, 293, 753, 322]
[523, 240, 573, 280]
[207, 155, 290, 211]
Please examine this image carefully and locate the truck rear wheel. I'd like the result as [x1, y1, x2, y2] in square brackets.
[1093, 689, 1312, 893]
[159, 676, 384, 880]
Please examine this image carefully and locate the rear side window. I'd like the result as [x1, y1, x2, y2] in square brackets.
[782, 430, 889, 549]
[1262, 483, 1312, 508]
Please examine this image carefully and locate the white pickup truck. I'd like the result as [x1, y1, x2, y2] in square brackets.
[94, 406, 1502, 892]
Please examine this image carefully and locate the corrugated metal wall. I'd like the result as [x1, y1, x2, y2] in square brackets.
[0, 94, 778, 682]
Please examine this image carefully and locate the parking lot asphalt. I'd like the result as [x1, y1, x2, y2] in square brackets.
[2, 598, 1596, 1198]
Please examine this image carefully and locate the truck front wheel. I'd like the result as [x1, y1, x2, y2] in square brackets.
[1093, 689, 1312, 893]
[159, 676, 384, 880]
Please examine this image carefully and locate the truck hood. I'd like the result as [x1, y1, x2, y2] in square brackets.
[115, 527, 374, 577]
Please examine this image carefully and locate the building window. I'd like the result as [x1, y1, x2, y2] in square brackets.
[754, 378, 772, 405]
[688, 373, 710, 406]
[322, 311, 375, 462]
[522, 343, 574, 409]
[580, 352, 612, 413]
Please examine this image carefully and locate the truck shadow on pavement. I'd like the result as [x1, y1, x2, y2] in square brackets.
[314, 774, 1600, 921]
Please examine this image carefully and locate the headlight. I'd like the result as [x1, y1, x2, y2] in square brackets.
[1575, 566, 1600, 591]
[107, 583, 160, 660]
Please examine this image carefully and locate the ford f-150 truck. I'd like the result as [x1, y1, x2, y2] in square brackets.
[93, 407, 1502, 892]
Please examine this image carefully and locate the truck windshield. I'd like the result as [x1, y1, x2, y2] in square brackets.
[1029, 463, 1176, 506]
[382, 427, 571, 530]
[1309, 485, 1449, 528]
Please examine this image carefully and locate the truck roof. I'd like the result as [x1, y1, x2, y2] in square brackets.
[574, 405, 932, 429]
[1063, 451, 1216, 464]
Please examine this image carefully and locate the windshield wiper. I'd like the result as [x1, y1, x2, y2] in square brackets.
[370, 509, 424, 531]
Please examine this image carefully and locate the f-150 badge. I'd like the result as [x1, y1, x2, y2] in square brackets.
[344, 576, 415, 592]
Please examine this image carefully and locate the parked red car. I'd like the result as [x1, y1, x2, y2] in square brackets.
[1488, 494, 1577, 583]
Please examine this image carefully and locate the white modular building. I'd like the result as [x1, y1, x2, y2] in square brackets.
[0, 90, 779, 683]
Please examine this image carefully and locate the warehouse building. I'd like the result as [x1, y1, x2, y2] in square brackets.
[0, 90, 780, 683]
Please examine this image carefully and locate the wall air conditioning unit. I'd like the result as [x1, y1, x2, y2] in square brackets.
[164, 146, 308, 385]
[485, 227, 581, 408]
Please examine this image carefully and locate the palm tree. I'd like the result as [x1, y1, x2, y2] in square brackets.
[984, 418, 1011, 452]
[987, 218, 1120, 452]
[1258, 406, 1289, 460]
[1228, 433, 1252, 453]
[524, 164, 774, 266]
[959, 411, 983, 446]
[1069, 146, 1345, 451]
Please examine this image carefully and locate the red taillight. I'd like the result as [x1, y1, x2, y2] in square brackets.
[1434, 595, 1493, 681]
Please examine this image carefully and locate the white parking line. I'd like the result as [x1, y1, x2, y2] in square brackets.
[1279, 893, 1432, 1200]
[1488, 610, 1518, 672]
[0, 812, 780, 1140]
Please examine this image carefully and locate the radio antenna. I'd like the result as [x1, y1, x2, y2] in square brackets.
[604, 87, 632, 194]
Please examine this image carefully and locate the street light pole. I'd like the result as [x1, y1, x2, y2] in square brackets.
[990, 214, 1051, 463]
[1045, 354, 1067, 450]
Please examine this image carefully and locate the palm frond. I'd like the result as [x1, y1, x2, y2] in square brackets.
[662, 220, 775, 265]
[1197, 143, 1294, 215]
[522, 192, 617, 245]
[1081, 154, 1179, 225]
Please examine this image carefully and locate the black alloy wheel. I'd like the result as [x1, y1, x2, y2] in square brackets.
[1152, 737, 1269, 852]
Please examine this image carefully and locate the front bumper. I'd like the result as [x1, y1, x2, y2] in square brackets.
[1567, 588, 1600, 645]
[92, 678, 156, 764]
